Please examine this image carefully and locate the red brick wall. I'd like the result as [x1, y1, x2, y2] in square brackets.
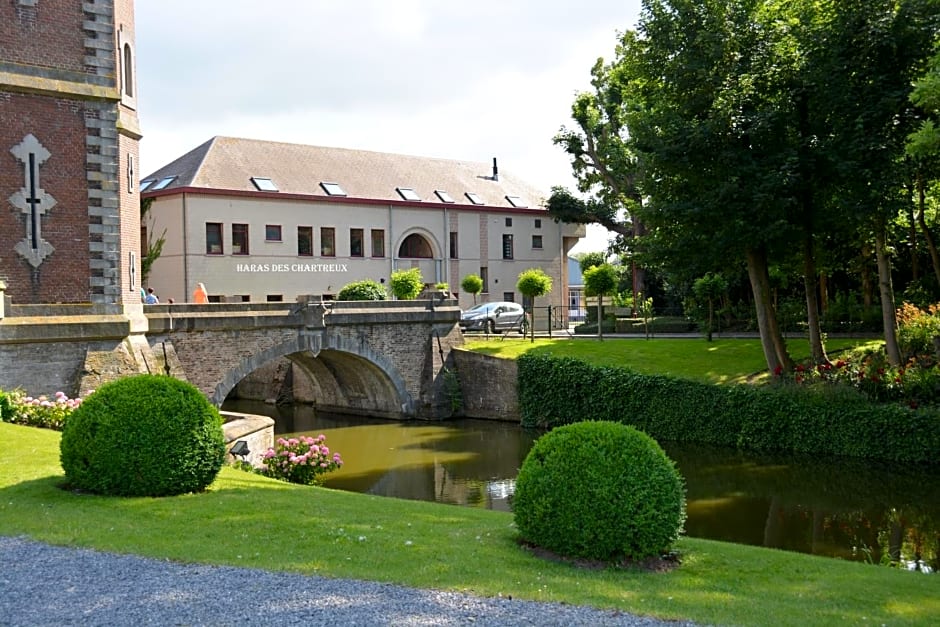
[0, 0, 87, 74]
[0, 92, 91, 303]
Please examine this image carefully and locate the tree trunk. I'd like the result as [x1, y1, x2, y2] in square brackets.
[632, 217, 647, 315]
[803, 234, 828, 365]
[860, 243, 874, 308]
[916, 172, 940, 289]
[819, 273, 828, 315]
[597, 296, 604, 341]
[906, 181, 919, 281]
[746, 247, 791, 373]
[874, 227, 902, 366]
[706, 299, 714, 342]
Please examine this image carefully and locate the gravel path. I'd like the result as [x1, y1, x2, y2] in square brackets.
[0, 536, 695, 626]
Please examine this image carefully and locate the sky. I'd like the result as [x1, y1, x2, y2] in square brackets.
[134, 1, 643, 254]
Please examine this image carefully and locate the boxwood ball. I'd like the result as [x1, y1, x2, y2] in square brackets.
[60, 374, 226, 497]
[513, 420, 686, 562]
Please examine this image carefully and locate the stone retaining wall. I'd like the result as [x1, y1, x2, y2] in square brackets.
[452, 349, 518, 421]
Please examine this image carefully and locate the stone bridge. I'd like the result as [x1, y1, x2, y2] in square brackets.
[0, 296, 465, 420]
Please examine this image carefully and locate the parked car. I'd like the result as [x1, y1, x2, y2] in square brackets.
[459, 301, 528, 334]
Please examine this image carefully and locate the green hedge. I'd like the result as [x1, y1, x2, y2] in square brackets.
[517, 354, 940, 465]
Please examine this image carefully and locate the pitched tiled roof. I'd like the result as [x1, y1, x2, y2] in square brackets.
[141, 136, 548, 209]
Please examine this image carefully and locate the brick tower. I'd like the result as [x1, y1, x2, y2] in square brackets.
[0, 0, 141, 309]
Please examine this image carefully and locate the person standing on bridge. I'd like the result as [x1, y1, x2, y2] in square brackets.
[144, 288, 159, 304]
[193, 282, 209, 304]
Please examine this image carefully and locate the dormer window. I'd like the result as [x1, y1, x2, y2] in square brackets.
[251, 177, 278, 192]
[465, 192, 484, 205]
[435, 190, 455, 203]
[151, 176, 176, 191]
[320, 182, 346, 196]
[506, 195, 526, 208]
[397, 187, 421, 201]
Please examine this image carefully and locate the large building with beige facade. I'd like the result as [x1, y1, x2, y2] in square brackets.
[141, 136, 584, 316]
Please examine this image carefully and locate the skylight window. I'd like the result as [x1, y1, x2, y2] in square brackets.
[435, 190, 455, 203]
[320, 182, 347, 196]
[251, 177, 278, 192]
[506, 195, 526, 208]
[151, 176, 176, 191]
[465, 192, 484, 205]
[139, 179, 154, 192]
[397, 187, 421, 201]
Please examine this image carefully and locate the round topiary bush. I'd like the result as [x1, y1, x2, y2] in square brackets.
[337, 279, 387, 301]
[59, 374, 226, 497]
[512, 420, 686, 562]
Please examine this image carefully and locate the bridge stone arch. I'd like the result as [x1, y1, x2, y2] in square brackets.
[212, 331, 414, 418]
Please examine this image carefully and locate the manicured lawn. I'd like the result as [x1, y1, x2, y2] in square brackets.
[2, 421, 936, 627]
[461, 337, 875, 384]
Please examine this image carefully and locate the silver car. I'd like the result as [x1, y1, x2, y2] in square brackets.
[459, 301, 528, 333]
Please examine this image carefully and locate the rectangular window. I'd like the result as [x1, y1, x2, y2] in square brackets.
[233, 295, 250, 302]
[265, 224, 282, 241]
[350, 228, 364, 257]
[505, 217, 513, 227]
[321, 227, 335, 257]
[449, 231, 458, 259]
[206, 222, 223, 254]
[297, 226, 313, 256]
[480, 266, 489, 293]
[371, 229, 385, 258]
[503, 292, 515, 303]
[535, 218, 542, 228]
[502, 234, 514, 260]
[532, 234, 543, 249]
[266, 294, 283, 302]
[207, 294, 222, 303]
[232, 223, 249, 255]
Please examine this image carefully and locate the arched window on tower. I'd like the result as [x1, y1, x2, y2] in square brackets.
[123, 43, 134, 97]
[398, 234, 433, 258]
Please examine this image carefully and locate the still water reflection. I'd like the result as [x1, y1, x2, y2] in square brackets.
[224, 399, 940, 570]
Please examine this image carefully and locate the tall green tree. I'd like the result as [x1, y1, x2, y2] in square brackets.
[908, 43, 940, 290]
[807, 0, 940, 364]
[627, 0, 798, 372]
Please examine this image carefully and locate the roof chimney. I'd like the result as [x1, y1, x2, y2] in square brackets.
[492, 157, 499, 181]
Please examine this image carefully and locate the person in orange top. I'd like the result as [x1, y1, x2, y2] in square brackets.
[193, 282, 209, 304]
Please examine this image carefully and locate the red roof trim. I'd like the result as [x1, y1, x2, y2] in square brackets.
[142, 186, 548, 214]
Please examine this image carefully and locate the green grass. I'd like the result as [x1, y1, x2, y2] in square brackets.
[2, 422, 936, 626]
[461, 337, 875, 384]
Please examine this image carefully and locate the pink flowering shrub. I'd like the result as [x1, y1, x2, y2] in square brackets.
[0, 389, 84, 430]
[260, 434, 343, 485]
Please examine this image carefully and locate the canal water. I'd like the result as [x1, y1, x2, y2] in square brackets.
[223, 399, 940, 571]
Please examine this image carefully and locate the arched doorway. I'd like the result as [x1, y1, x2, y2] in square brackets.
[398, 233, 433, 258]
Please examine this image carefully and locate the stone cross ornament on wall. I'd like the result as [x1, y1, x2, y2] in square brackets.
[9, 134, 56, 268]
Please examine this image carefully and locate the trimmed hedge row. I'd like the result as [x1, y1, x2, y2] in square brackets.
[517, 353, 940, 465]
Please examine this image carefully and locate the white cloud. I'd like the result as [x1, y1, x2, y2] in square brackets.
[134, 0, 641, 253]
